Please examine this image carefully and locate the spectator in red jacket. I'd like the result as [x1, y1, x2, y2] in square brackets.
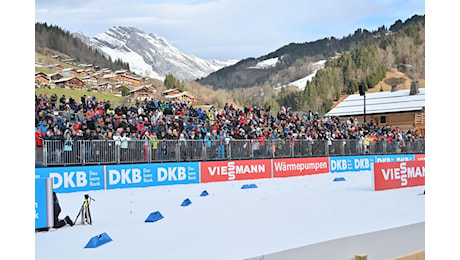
[35, 128, 45, 148]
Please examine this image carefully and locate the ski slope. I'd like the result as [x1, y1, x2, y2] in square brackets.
[35, 171, 425, 260]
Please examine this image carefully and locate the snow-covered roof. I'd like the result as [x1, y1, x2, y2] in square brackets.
[325, 88, 425, 117]
[121, 74, 141, 81]
[114, 69, 128, 74]
[128, 86, 155, 94]
[102, 74, 116, 79]
[165, 91, 196, 99]
[162, 88, 181, 94]
[54, 77, 82, 83]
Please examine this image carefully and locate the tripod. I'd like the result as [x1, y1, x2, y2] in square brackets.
[74, 194, 95, 225]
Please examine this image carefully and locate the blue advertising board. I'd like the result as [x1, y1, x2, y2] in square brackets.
[106, 162, 199, 189]
[35, 178, 53, 229]
[35, 166, 104, 193]
[375, 154, 415, 163]
[329, 155, 376, 173]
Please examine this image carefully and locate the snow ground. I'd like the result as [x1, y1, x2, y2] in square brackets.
[282, 70, 318, 90]
[278, 59, 326, 90]
[249, 57, 280, 69]
[35, 171, 425, 260]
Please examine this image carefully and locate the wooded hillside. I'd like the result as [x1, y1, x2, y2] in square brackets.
[35, 23, 130, 71]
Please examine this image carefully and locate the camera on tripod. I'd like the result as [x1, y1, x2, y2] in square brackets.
[74, 194, 95, 225]
[84, 194, 95, 202]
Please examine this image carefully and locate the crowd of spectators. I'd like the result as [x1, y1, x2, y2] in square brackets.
[35, 92, 425, 162]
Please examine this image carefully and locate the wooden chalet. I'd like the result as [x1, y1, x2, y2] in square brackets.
[35, 75, 49, 86]
[92, 82, 114, 92]
[164, 90, 198, 104]
[35, 72, 48, 78]
[75, 69, 88, 77]
[117, 74, 142, 87]
[61, 58, 76, 65]
[114, 69, 131, 76]
[82, 76, 98, 87]
[162, 88, 183, 96]
[99, 68, 113, 75]
[79, 64, 95, 70]
[54, 77, 84, 89]
[85, 68, 95, 75]
[48, 64, 65, 71]
[48, 73, 64, 81]
[61, 68, 77, 76]
[101, 74, 116, 80]
[127, 85, 157, 101]
[325, 82, 425, 134]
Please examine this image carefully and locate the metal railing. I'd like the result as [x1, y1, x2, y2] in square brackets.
[37, 138, 425, 167]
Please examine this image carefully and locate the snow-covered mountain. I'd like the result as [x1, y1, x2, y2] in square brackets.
[74, 26, 237, 80]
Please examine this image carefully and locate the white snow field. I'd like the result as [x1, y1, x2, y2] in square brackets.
[35, 171, 425, 260]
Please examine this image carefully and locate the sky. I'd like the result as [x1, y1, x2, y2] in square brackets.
[35, 0, 425, 61]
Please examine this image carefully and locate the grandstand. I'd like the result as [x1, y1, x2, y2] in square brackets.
[35, 92, 424, 167]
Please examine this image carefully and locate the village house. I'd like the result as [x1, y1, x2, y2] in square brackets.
[99, 68, 113, 75]
[85, 68, 95, 75]
[114, 69, 131, 76]
[35, 72, 48, 78]
[48, 64, 64, 71]
[116, 74, 142, 87]
[48, 73, 64, 81]
[101, 74, 116, 81]
[61, 58, 76, 65]
[91, 72, 103, 79]
[75, 69, 88, 77]
[35, 74, 50, 86]
[79, 64, 95, 70]
[127, 85, 157, 101]
[82, 76, 98, 87]
[61, 68, 78, 76]
[145, 84, 157, 93]
[325, 82, 425, 134]
[163, 89, 198, 104]
[91, 82, 114, 93]
[54, 77, 84, 90]
[162, 88, 183, 97]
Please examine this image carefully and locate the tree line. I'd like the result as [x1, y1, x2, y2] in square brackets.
[197, 15, 424, 92]
[270, 16, 425, 114]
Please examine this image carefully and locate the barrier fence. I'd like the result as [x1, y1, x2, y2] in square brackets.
[37, 138, 425, 167]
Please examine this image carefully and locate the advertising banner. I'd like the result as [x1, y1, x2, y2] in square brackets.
[415, 154, 425, 161]
[201, 159, 271, 183]
[373, 160, 425, 191]
[35, 166, 104, 193]
[329, 155, 375, 173]
[35, 178, 53, 229]
[375, 154, 415, 163]
[273, 157, 329, 178]
[106, 162, 199, 189]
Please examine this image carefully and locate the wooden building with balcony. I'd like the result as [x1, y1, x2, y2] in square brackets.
[325, 83, 425, 134]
